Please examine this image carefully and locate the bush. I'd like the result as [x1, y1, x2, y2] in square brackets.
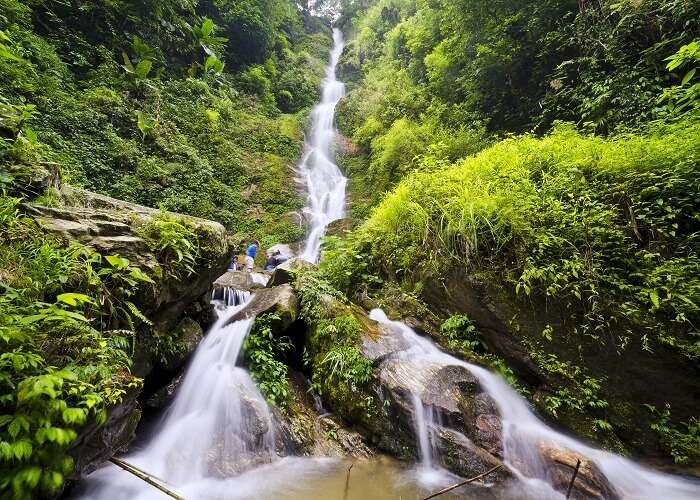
[354, 119, 700, 359]
[0, 194, 151, 499]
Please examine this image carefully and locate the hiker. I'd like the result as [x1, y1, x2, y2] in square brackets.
[265, 250, 284, 272]
[227, 254, 241, 271]
[245, 240, 259, 271]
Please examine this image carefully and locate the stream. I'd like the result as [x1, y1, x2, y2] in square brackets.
[74, 27, 700, 500]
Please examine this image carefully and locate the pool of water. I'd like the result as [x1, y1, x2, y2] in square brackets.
[74, 455, 517, 500]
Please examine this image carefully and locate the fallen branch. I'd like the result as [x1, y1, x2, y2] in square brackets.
[110, 457, 186, 500]
[565, 459, 582, 499]
[342, 462, 354, 500]
[422, 464, 502, 500]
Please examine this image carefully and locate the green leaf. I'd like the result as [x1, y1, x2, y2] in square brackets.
[56, 293, 94, 307]
[13, 439, 32, 460]
[650, 290, 660, 308]
[134, 59, 152, 79]
[681, 68, 696, 86]
[105, 255, 130, 269]
[129, 267, 155, 284]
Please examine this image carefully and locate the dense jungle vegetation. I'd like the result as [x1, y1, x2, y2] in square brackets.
[0, 1, 332, 497]
[1, 0, 332, 245]
[326, 0, 700, 467]
[1, 0, 700, 497]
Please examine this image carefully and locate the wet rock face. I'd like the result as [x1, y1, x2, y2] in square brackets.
[276, 371, 374, 459]
[68, 390, 141, 478]
[147, 374, 184, 410]
[301, 294, 617, 499]
[160, 317, 204, 372]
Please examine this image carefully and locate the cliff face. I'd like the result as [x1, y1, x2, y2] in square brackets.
[9, 165, 231, 489]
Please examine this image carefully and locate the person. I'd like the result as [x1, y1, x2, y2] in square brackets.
[245, 240, 259, 271]
[265, 250, 282, 272]
[227, 254, 241, 272]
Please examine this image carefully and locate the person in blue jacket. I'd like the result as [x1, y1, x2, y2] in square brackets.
[245, 240, 259, 271]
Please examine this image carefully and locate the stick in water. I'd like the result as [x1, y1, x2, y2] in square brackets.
[342, 462, 355, 500]
[565, 459, 582, 499]
[422, 464, 503, 500]
[109, 457, 186, 500]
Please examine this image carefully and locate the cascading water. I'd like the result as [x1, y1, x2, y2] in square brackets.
[211, 286, 249, 306]
[369, 309, 700, 499]
[77, 292, 279, 499]
[410, 393, 437, 470]
[299, 28, 347, 263]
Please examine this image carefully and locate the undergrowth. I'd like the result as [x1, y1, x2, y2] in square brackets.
[0, 194, 151, 498]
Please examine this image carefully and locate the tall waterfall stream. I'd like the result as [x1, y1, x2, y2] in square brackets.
[75, 28, 700, 500]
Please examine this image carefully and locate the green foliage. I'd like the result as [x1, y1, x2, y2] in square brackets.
[351, 120, 700, 360]
[294, 271, 375, 416]
[0, 0, 332, 247]
[135, 212, 200, 278]
[645, 403, 700, 464]
[526, 342, 609, 421]
[245, 313, 293, 407]
[0, 193, 151, 498]
[659, 40, 700, 117]
[319, 235, 382, 297]
[440, 314, 482, 352]
[316, 316, 373, 387]
[336, 0, 700, 209]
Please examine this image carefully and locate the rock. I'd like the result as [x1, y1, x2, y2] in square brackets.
[324, 217, 353, 237]
[276, 372, 373, 458]
[420, 266, 700, 461]
[26, 185, 230, 333]
[160, 318, 203, 372]
[267, 257, 315, 288]
[540, 446, 619, 500]
[301, 295, 616, 498]
[147, 374, 184, 409]
[19, 174, 230, 483]
[226, 285, 299, 330]
[68, 389, 141, 478]
[8, 162, 61, 199]
[213, 270, 268, 292]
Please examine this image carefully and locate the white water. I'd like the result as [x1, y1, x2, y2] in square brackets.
[369, 309, 700, 500]
[78, 294, 278, 499]
[212, 286, 249, 306]
[299, 28, 348, 262]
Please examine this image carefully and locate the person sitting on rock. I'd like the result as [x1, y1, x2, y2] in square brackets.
[227, 254, 241, 271]
[245, 240, 259, 271]
[265, 250, 283, 272]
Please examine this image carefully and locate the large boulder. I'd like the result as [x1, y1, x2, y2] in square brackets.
[68, 389, 141, 478]
[267, 257, 315, 288]
[19, 177, 230, 484]
[225, 284, 299, 330]
[24, 185, 230, 332]
[214, 270, 269, 293]
[275, 371, 374, 458]
[324, 217, 353, 238]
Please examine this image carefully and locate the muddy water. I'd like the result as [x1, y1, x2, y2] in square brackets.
[216, 456, 505, 500]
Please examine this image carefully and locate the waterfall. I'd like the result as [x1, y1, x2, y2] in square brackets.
[410, 393, 437, 470]
[77, 292, 278, 499]
[299, 28, 348, 263]
[369, 309, 700, 499]
[211, 287, 250, 307]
